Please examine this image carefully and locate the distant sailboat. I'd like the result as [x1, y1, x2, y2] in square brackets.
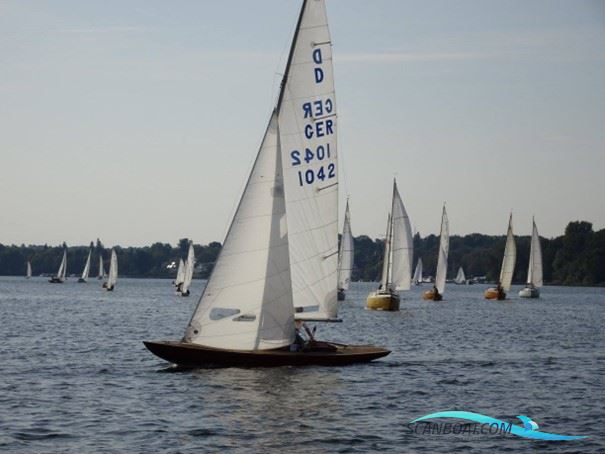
[49, 249, 67, 283]
[78, 248, 92, 283]
[174, 258, 185, 289]
[454, 266, 466, 285]
[485, 214, 516, 300]
[144, 0, 389, 367]
[26, 261, 32, 279]
[98, 255, 105, 280]
[337, 200, 354, 301]
[412, 258, 423, 285]
[103, 249, 118, 291]
[519, 218, 543, 298]
[423, 205, 449, 301]
[179, 243, 195, 297]
[367, 179, 413, 311]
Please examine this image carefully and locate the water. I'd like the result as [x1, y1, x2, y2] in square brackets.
[1, 277, 603, 452]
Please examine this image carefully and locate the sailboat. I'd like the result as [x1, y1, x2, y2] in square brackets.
[519, 217, 543, 298]
[337, 201, 354, 301]
[485, 214, 516, 300]
[98, 255, 105, 280]
[412, 258, 423, 285]
[78, 248, 92, 283]
[174, 258, 185, 289]
[423, 205, 449, 301]
[26, 261, 32, 279]
[366, 179, 413, 311]
[144, 0, 390, 367]
[49, 249, 67, 283]
[179, 243, 195, 297]
[103, 249, 118, 291]
[454, 266, 466, 285]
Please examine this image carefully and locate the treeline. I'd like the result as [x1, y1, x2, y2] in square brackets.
[1, 221, 604, 286]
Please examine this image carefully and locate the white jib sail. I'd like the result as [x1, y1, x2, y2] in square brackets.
[278, 0, 338, 320]
[184, 112, 295, 350]
[181, 243, 195, 294]
[26, 261, 32, 278]
[434, 206, 449, 294]
[57, 249, 67, 280]
[413, 258, 423, 284]
[81, 249, 92, 280]
[455, 267, 466, 284]
[527, 218, 543, 287]
[390, 180, 414, 291]
[175, 258, 185, 287]
[337, 200, 354, 291]
[107, 249, 118, 287]
[499, 214, 516, 291]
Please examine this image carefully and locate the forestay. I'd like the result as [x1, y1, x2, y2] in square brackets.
[337, 201, 354, 291]
[277, 0, 339, 320]
[184, 112, 295, 350]
[434, 206, 449, 294]
[499, 214, 516, 291]
[390, 180, 413, 291]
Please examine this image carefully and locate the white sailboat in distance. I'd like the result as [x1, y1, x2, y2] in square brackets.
[179, 242, 195, 297]
[103, 249, 118, 291]
[98, 255, 105, 280]
[519, 217, 543, 298]
[337, 200, 354, 301]
[423, 205, 449, 301]
[49, 248, 67, 283]
[485, 213, 516, 300]
[144, 0, 390, 367]
[78, 248, 92, 283]
[174, 258, 185, 289]
[26, 261, 32, 279]
[454, 266, 466, 285]
[412, 258, 423, 285]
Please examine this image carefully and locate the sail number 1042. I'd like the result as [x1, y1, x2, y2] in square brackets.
[290, 143, 335, 187]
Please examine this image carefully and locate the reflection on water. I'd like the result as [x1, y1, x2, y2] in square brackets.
[0, 277, 603, 452]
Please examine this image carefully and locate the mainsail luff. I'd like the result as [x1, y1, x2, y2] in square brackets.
[527, 218, 543, 287]
[277, 0, 338, 320]
[337, 200, 354, 291]
[184, 111, 295, 350]
[499, 214, 517, 291]
[181, 243, 195, 295]
[390, 180, 414, 291]
[81, 249, 92, 280]
[434, 206, 449, 294]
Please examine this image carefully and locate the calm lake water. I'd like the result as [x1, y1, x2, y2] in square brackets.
[1, 277, 603, 452]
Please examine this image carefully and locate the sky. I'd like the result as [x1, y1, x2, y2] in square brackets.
[1, 0, 604, 247]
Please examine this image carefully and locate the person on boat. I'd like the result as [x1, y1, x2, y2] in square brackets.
[496, 282, 505, 300]
[290, 321, 307, 352]
[432, 285, 442, 301]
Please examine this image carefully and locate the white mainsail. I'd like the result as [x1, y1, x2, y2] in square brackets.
[434, 206, 449, 294]
[277, 0, 338, 320]
[26, 261, 32, 279]
[499, 214, 517, 291]
[181, 243, 195, 295]
[390, 180, 414, 291]
[454, 266, 466, 284]
[184, 112, 295, 350]
[175, 259, 185, 287]
[81, 249, 92, 280]
[527, 218, 543, 287]
[107, 249, 118, 288]
[98, 255, 105, 279]
[412, 258, 423, 284]
[337, 200, 354, 291]
[57, 249, 67, 281]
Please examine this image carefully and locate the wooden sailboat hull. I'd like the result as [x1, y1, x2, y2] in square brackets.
[144, 340, 390, 367]
[49, 277, 64, 283]
[422, 289, 443, 301]
[484, 288, 506, 300]
[519, 287, 540, 298]
[366, 292, 400, 311]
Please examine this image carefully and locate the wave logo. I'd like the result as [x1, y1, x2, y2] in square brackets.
[411, 411, 587, 441]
